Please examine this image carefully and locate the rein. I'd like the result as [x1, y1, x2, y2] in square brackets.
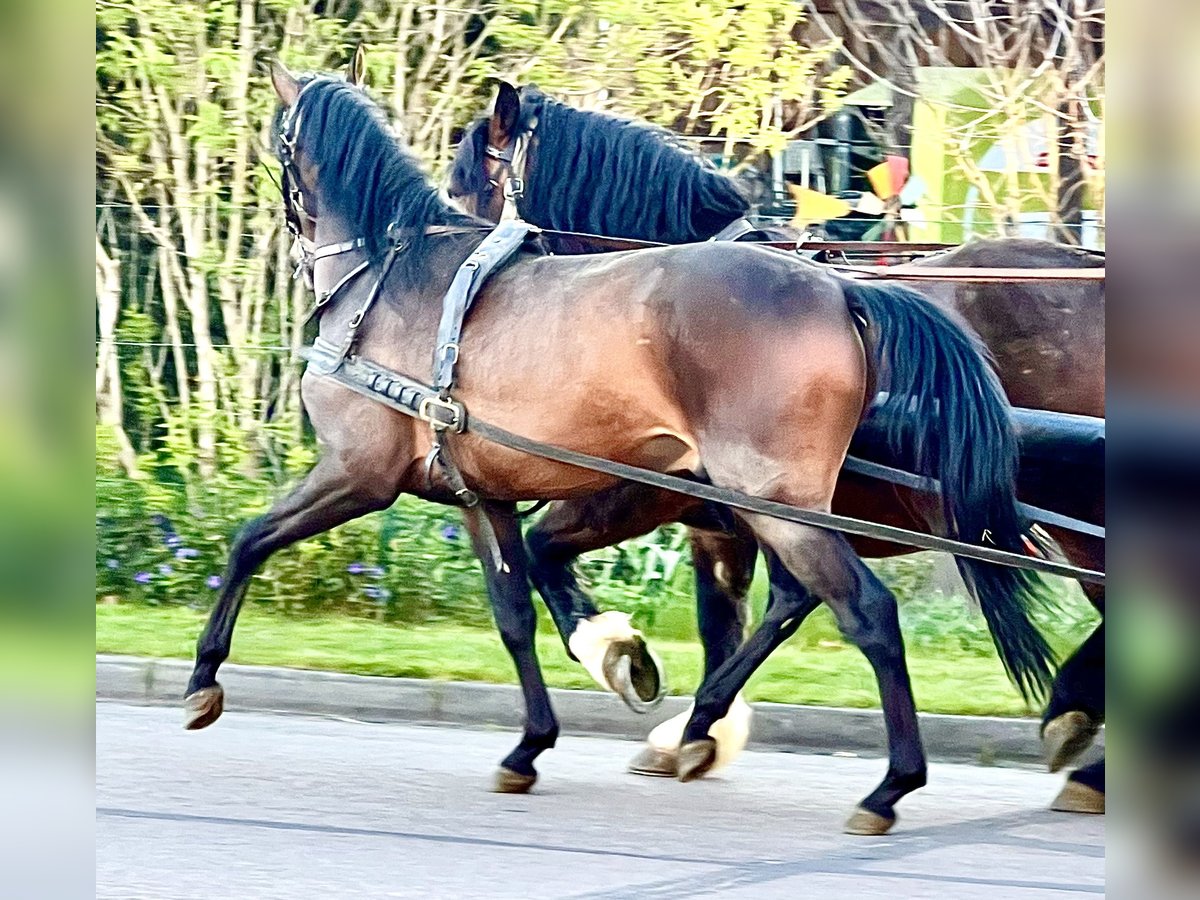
[302, 337, 1105, 586]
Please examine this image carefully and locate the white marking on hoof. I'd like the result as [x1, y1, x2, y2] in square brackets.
[646, 693, 752, 775]
[568, 611, 640, 693]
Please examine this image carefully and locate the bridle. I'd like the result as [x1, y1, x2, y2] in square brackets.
[275, 80, 489, 371]
[277, 81, 370, 315]
[484, 120, 535, 222]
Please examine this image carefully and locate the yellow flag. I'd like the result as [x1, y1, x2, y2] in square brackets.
[787, 185, 851, 227]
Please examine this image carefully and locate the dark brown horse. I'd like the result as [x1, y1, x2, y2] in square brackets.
[450, 83, 1105, 813]
[185, 66, 1054, 835]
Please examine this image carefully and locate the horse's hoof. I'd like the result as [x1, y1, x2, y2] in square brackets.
[1050, 780, 1105, 814]
[493, 767, 537, 794]
[1042, 711, 1099, 773]
[183, 685, 225, 730]
[844, 807, 896, 836]
[603, 639, 665, 714]
[677, 739, 717, 783]
[628, 746, 679, 778]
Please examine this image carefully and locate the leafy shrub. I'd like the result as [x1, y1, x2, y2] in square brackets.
[97, 426, 1097, 656]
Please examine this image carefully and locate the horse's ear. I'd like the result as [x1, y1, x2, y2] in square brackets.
[271, 59, 301, 107]
[348, 44, 367, 87]
[489, 81, 521, 146]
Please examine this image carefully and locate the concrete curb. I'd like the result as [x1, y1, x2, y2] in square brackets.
[96, 654, 1101, 766]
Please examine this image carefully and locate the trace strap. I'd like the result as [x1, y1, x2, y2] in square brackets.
[463, 416, 1106, 586]
[839, 455, 1105, 540]
[300, 339, 1104, 586]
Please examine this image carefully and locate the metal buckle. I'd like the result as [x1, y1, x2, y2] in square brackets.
[437, 342, 460, 365]
[418, 395, 465, 433]
[505, 177, 524, 200]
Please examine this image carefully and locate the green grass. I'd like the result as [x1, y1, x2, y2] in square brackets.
[96, 602, 1045, 717]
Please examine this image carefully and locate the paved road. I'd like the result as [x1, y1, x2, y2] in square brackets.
[96, 703, 1103, 899]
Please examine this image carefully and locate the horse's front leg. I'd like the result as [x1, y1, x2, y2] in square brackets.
[526, 482, 690, 711]
[465, 501, 559, 792]
[185, 453, 402, 728]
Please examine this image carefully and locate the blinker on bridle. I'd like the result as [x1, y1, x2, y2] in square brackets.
[278, 79, 373, 313]
[484, 120, 535, 222]
[276, 81, 370, 320]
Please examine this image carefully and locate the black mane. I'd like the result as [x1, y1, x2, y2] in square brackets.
[276, 77, 479, 285]
[454, 88, 749, 243]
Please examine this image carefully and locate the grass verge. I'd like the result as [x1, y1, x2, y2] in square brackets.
[96, 603, 1042, 717]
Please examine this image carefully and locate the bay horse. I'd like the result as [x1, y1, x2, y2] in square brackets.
[185, 65, 1055, 835]
[450, 82, 1105, 813]
[449, 82, 797, 242]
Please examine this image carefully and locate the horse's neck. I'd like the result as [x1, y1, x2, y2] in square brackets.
[309, 216, 481, 367]
[530, 141, 730, 243]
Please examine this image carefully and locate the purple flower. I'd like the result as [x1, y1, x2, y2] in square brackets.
[165, 533, 183, 549]
[106, 559, 119, 570]
[134, 571, 152, 584]
[365, 565, 385, 577]
[440, 524, 460, 542]
[206, 575, 222, 589]
[175, 547, 200, 560]
[158, 564, 174, 576]
[347, 562, 366, 575]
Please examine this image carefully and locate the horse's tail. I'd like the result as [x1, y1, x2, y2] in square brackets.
[842, 278, 1057, 703]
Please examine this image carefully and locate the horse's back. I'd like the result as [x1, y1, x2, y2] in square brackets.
[451, 242, 866, 501]
[911, 238, 1104, 416]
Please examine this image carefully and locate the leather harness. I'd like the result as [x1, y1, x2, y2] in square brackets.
[282, 117, 1105, 584]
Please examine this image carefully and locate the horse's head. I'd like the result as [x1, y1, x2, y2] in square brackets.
[272, 62, 321, 251]
[448, 82, 531, 223]
[271, 52, 370, 283]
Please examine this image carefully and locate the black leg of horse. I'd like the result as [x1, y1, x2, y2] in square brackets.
[185, 456, 399, 727]
[675, 548, 819, 775]
[680, 526, 926, 836]
[628, 525, 758, 777]
[1043, 619, 1105, 772]
[692, 525, 758, 681]
[465, 501, 560, 793]
[526, 482, 699, 709]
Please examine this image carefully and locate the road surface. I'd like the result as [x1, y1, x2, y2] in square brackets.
[97, 702, 1103, 898]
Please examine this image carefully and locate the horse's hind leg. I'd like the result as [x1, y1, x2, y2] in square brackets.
[184, 454, 401, 728]
[631, 526, 757, 778]
[680, 520, 926, 836]
[465, 502, 558, 792]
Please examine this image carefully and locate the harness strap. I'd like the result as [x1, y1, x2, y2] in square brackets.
[299, 341, 1104, 585]
[310, 239, 404, 374]
[304, 259, 370, 326]
[710, 217, 759, 242]
[463, 417, 1105, 586]
[488, 119, 536, 222]
[313, 237, 366, 260]
[840, 455, 1105, 539]
[433, 220, 539, 392]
